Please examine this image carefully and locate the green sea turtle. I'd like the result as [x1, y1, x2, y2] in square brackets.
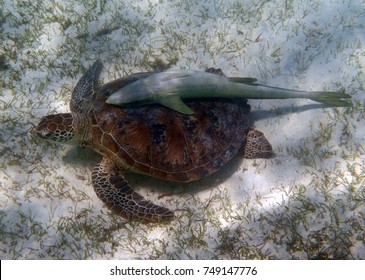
[34, 61, 273, 222]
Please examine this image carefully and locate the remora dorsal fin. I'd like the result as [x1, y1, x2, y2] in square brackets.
[228, 77, 257, 84]
[205, 67, 257, 84]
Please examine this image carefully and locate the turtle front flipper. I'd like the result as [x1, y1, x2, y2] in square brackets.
[243, 129, 273, 159]
[70, 60, 103, 113]
[91, 159, 174, 223]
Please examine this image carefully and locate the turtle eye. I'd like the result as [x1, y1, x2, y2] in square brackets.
[37, 129, 54, 140]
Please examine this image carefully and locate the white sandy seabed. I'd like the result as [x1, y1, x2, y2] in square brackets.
[0, 0, 364, 259]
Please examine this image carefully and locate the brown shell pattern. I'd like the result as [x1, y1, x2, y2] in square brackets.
[91, 98, 250, 182]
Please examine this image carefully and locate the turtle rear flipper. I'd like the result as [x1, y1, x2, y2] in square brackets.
[92, 159, 174, 223]
[243, 129, 273, 159]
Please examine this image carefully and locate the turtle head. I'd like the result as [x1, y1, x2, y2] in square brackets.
[35, 113, 75, 143]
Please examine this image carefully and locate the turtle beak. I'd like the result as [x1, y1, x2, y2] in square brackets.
[27, 126, 38, 140]
[28, 123, 49, 140]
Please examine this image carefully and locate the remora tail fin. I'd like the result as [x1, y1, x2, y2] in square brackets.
[308, 91, 351, 107]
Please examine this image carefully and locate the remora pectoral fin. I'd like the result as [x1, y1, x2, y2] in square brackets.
[158, 96, 194, 115]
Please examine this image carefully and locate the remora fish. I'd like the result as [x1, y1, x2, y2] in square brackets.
[105, 70, 351, 114]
